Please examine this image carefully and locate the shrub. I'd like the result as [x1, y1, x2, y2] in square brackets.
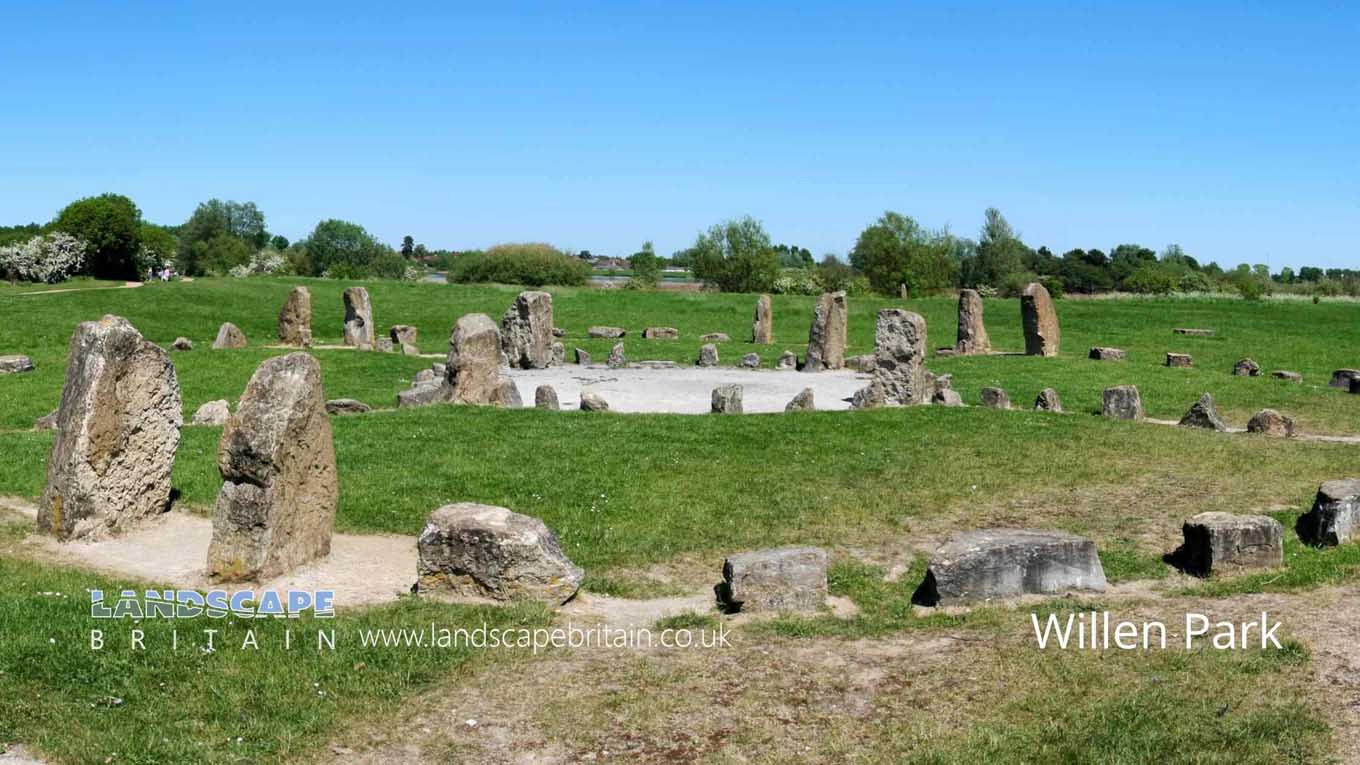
[228, 249, 289, 278]
[848, 211, 958, 295]
[449, 243, 589, 286]
[51, 193, 143, 279]
[689, 217, 780, 293]
[1179, 271, 1215, 293]
[999, 271, 1041, 298]
[771, 269, 821, 295]
[0, 233, 87, 283]
[1123, 264, 1178, 295]
[304, 219, 396, 279]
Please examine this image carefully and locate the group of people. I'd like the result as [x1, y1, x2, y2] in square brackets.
[145, 265, 176, 283]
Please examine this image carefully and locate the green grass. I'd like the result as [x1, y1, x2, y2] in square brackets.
[0, 554, 549, 765]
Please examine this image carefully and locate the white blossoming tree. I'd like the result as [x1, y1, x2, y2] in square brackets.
[0, 233, 88, 283]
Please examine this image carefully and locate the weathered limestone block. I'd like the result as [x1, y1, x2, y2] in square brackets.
[447, 314, 504, 404]
[277, 286, 312, 347]
[375, 337, 395, 353]
[1088, 347, 1125, 361]
[1165, 352, 1193, 368]
[580, 391, 609, 411]
[342, 287, 375, 349]
[1174, 327, 1214, 336]
[740, 352, 760, 368]
[846, 353, 877, 372]
[501, 291, 554, 369]
[416, 503, 583, 605]
[1174, 512, 1283, 576]
[643, 326, 679, 340]
[1178, 393, 1226, 431]
[588, 326, 626, 339]
[1272, 370, 1303, 383]
[607, 342, 626, 368]
[1102, 385, 1143, 420]
[39, 316, 183, 541]
[953, 289, 991, 355]
[1233, 358, 1261, 376]
[711, 384, 743, 414]
[414, 369, 436, 385]
[207, 352, 337, 582]
[191, 400, 230, 426]
[325, 398, 371, 415]
[492, 380, 522, 408]
[803, 291, 848, 372]
[390, 325, 419, 355]
[860, 309, 930, 406]
[1021, 283, 1060, 357]
[776, 351, 797, 370]
[213, 322, 247, 349]
[1299, 479, 1360, 546]
[535, 385, 560, 410]
[0, 355, 35, 373]
[717, 547, 827, 613]
[172, 337, 193, 351]
[1034, 388, 1063, 412]
[697, 343, 719, 367]
[700, 333, 731, 343]
[933, 388, 964, 407]
[914, 529, 1106, 606]
[786, 388, 815, 412]
[1247, 408, 1294, 437]
[752, 294, 773, 344]
[551, 342, 565, 365]
[980, 387, 1011, 409]
[574, 348, 591, 366]
[397, 381, 445, 409]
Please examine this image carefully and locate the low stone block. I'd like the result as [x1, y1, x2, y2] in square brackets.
[171, 337, 193, 351]
[711, 384, 743, 414]
[700, 332, 730, 343]
[1247, 408, 1294, 437]
[1174, 512, 1283, 576]
[785, 388, 815, 412]
[697, 343, 719, 367]
[1299, 479, 1360, 546]
[846, 353, 877, 372]
[914, 529, 1107, 606]
[212, 322, 247, 349]
[580, 391, 609, 412]
[980, 387, 1010, 409]
[1102, 385, 1143, 420]
[574, 348, 591, 366]
[416, 503, 583, 605]
[1088, 347, 1126, 361]
[717, 547, 827, 613]
[587, 326, 626, 339]
[0, 355, 35, 374]
[1272, 370, 1302, 383]
[1165, 352, 1193, 368]
[535, 385, 559, 410]
[190, 400, 230, 426]
[740, 352, 760, 369]
[777, 351, 797, 370]
[607, 342, 626, 368]
[325, 398, 371, 415]
[1233, 358, 1261, 376]
[1173, 327, 1215, 336]
[1034, 388, 1062, 412]
[643, 326, 679, 339]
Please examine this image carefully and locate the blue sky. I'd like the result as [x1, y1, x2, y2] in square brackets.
[2, 2, 1356, 269]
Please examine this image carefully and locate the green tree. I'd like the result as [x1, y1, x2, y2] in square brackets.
[138, 223, 179, 270]
[963, 207, 1029, 288]
[628, 241, 660, 288]
[304, 219, 395, 278]
[401, 235, 415, 258]
[773, 243, 814, 268]
[193, 234, 254, 274]
[177, 199, 268, 275]
[51, 193, 144, 279]
[270, 234, 290, 250]
[689, 216, 779, 293]
[848, 211, 958, 295]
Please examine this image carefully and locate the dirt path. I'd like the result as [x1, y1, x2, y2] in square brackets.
[15, 281, 143, 296]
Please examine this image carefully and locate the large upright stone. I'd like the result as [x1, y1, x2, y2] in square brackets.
[535, 385, 560, 410]
[1179, 393, 1226, 431]
[342, 287, 374, 349]
[1174, 513, 1283, 576]
[213, 322, 247, 349]
[1034, 388, 1063, 412]
[1299, 479, 1360, 546]
[914, 529, 1106, 606]
[416, 503, 583, 605]
[1020, 282, 1059, 357]
[207, 353, 337, 582]
[752, 294, 773, 344]
[803, 291, 847, 372]
[447, 314, 505, 405]
[39, 316, 183, 541]
[953, 289, 991, 355]
[717, 547, 827, 613]
[1102, 385, 1143, 420]
[277, 286, 312, 347]
[858, 309, 930, 406]
[607, 342, 626, 368]
[501, 291, 554, 369]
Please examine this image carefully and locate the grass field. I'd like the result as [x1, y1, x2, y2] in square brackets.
[2, 277, 1359, 762]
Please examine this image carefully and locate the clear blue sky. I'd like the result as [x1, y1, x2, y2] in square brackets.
[2, 2, 1356, 270]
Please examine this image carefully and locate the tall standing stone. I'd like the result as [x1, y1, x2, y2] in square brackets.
[277, 286, 313, 347]
[856, 309, 931, 406]
[39, 316, 183, 541]
[1102, 385, 1144, 420]
[447, 313, 506, 405]
[1020, 282, 1059, 357]
[752, 294, 773, 344]
[803, 291, 847, 372]
[501, 291, 555, 369]
[607, 342, 626, 368]
[342, 287, 374, 349]
[207, 353, 337, 582]
[953, 289, 991, 355]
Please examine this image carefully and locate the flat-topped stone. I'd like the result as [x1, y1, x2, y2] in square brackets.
[914, 529, 1106, 606]
[1089, 347, 1125, 361]
[740, 352, 760, 369]
[1034, 388, 1062, 412]
[325, 398, 371, 415]
[1165, 352, 1193, 368]
[1233, 358, 1261, 377]
[1173, 328, 1215, 336]
[416, 503, 583, 605]
[1299, 479, 1360, 546]
[697, 343, 719, 367]
[1330, 369, 1360, 389]
[588, 326, 626, 339]
[0, 354, 35, 373]
[1102, 385, 1143, 420]
[643, 326, 679, 340]
[700, 332, 731, 343]
[711, 384, 743, 414]
[1174, 512, 1283, 577]
[717, 547, 827, 613]
[1272, 370, 1302, 383]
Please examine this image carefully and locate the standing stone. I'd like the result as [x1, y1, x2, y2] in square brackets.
[607, 342, 626, 369]
[1233, 358, 1261, 377]
[803, 291, 848, 372]
[416, 503, 583, 605]
[0, 355, 35, 373]
[207, 353, 337, 582]
[1174, 513, 1283, 576]
[1247, 409, 1295, 437]
[172, 337, 193, 351]
[1299, 479, 1360, 546]
[38, 316, 183, 541]
[501, 291, 554, 369]
[1034, 388, 1063, 412]
[711, 385, 743, 414]
[574, 348, 591, 366]
[213, 322, 247, 349]
[375, 337, 395, 353]
[697, 343, 719, 367]
[277, 286, 313, 347]
[776, 350, 797, 370]
[1330, 369, 1360, 389]
[580, 391, 609, 412]
[717, 547, 827, 613]
[786, 388, 815, 412]
[643, 326, 679, 340]
[390, 325, 419, 355]
[551, 342, 565, 365]
[342, 287, 375, 349]
[953, 289, 991, 355]
[1089, 347, 1126, 361]
[535, 385, 560, 410]
[191, 400, 231, 426]
[1165, 352, 1193, 368]
[933, 388, 964, 407]
[740, 352, 760, 369]
[325, 398, 371, 415]
[1102, 385, 1143, 420]
[1020, 282, 1060, 357]
[914, 529, 1106, 606]
[859, 309, 930, 406]
[752, 294, 773, 344]
[1178, 393, 1226, 431]
[447, 314, 506, 405]
[588, 326, 626, 339]
[980, 387, 1011, 409]
[492, 380, 522, 408]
